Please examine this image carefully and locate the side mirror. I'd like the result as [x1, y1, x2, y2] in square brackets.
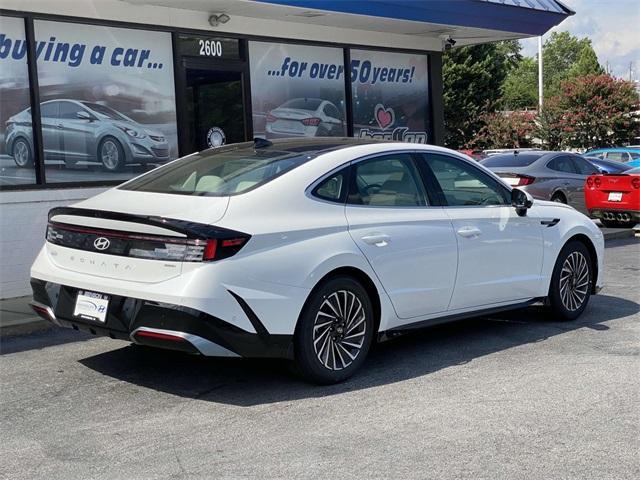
[77, 111, 92, 121]
[511, 188, 534, 216]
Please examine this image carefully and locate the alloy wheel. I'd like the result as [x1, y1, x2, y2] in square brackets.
[559, 251, 589, 311]
[101, 140, 120, 170]
[14, 141, 30, 166]
[312, 290, 366, 371]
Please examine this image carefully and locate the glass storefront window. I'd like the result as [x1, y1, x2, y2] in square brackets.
[249, 41, 347, 140]
[34, 20, 178, 183]
[351, 50, 430, 144]
[0, 16, 36, 186]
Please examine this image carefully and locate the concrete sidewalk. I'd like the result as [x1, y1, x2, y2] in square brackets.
[0, 296, 51, 337]
[1, 227, 637, 337]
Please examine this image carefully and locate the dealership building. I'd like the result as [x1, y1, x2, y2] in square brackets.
[0, 0, 572, 299]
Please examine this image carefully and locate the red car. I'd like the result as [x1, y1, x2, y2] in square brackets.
[585, 167, 640, 228]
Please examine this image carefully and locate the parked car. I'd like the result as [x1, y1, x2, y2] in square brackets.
[483, 148, 540, 157]
[584, 148, 640, 168]
[5, 99, 170, 172]
[265, 98, 344, 138]
[30, 138, 604, 384]
[583, 156, 632, 174]
[585, 166, 640, 228]
[480, 151, 599, 214]
[458, 149, 486, 161]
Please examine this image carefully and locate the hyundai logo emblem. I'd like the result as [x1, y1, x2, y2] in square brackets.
[93, 237, 111, 251]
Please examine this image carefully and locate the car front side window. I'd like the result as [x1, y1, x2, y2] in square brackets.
[572, 156, 599, 175]
[421, 153, 510, 207]
[347, 154, 427, 207]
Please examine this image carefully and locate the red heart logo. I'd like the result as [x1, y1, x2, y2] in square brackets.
[375, 104, 395, 129]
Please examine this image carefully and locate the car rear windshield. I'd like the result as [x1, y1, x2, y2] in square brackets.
[482, 153, 544, 167]
[119, 144, 314, 196]
[281, 98, 323, 110]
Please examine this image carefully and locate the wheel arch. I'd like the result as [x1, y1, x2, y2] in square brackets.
[9, 134, 32, 155]
[563, 233, 599, 294]
[550, 189, 568, 203]
[295, 266, 382, 340]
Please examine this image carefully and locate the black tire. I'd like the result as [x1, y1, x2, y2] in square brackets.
[12, 138, 33, 168]
[551, 192, 567, 204]
[547, 240, 593, 321]
[293, 276, 375, 384]
[98, 137, 125, 172]
[600, 218, 633, 229]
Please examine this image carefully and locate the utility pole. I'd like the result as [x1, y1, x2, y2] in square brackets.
[538, 36, 543, 111]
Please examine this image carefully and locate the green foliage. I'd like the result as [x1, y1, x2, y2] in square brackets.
[472, 110, 537, 149]
[443, 41, 520, 148]
[567, 44, 605, 79]
[539, 75, 640, 149]
[543, 31, 602, 97]
[501, 57, 538, 110]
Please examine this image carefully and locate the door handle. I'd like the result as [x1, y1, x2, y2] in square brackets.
[456, 226, 482, 238]
[361, 233, 390, 247]
[57, 124, 64, 129]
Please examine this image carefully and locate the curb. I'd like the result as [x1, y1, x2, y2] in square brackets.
[1, 318, 53, 338]
[602, 228, 636, 241]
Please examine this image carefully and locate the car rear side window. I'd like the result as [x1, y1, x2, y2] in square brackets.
[120, 145, 314, 196]
[547, 156, 578, 173]
[312, 169, 347, 203]
[348, 154, 427, 207]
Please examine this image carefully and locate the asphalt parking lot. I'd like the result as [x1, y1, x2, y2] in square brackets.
[1, 238, 638, 480]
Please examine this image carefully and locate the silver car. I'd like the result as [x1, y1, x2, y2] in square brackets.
[265, 98, 344, 138]
[480, 151, 599, 214]
[6, 99, 170, 172]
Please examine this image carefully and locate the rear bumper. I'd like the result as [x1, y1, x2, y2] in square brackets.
[588, 209, 640, 222]
[30, 278, 293, 359]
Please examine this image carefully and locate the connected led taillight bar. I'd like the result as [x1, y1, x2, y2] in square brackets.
[45, 222, 249, 263]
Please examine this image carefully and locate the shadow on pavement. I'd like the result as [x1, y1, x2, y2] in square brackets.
[77, 293, 639, 407]
[0, 327, 93, 355]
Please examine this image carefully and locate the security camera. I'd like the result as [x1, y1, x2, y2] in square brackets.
[208, 13, 230, 27]
[442, 36, 457, 52]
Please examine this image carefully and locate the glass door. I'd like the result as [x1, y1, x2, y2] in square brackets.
[184, 67, 246, 152]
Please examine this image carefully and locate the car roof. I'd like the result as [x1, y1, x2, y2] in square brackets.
[587, 147, 639, 153]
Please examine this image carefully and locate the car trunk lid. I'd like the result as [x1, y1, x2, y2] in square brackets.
[45, 189, 231, 283]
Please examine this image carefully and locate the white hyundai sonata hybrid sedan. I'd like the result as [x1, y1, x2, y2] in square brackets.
[30, 138, 604, 383]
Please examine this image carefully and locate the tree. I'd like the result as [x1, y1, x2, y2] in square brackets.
[443, 41, 520, 148]
[567, 44, 605, 79]
[538, 75, 639, 149]
[501, 57, 538, 110]
[472, 110, 536, 149]
[543, 32, 602, 97]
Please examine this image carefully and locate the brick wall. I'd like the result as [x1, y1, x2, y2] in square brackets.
[0, 187, 106, 299]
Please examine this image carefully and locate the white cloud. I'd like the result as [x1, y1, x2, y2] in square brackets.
[520, 0, 640, 80]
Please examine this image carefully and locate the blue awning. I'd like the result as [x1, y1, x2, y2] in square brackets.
[252, 0, 574, 37]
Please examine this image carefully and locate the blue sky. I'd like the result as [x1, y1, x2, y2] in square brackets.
[520, 0, 640, 81]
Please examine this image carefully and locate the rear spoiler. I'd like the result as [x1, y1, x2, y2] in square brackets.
[48, 206, 232, 239]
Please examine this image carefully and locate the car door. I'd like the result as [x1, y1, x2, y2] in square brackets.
[39, 101, 62, 160]
[419, 152, 544, 311]
[58, 101, 94, 161]
[570, 155, 600, 213]
[546, 154, 584, 208]
[345, 152, 458, 321]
